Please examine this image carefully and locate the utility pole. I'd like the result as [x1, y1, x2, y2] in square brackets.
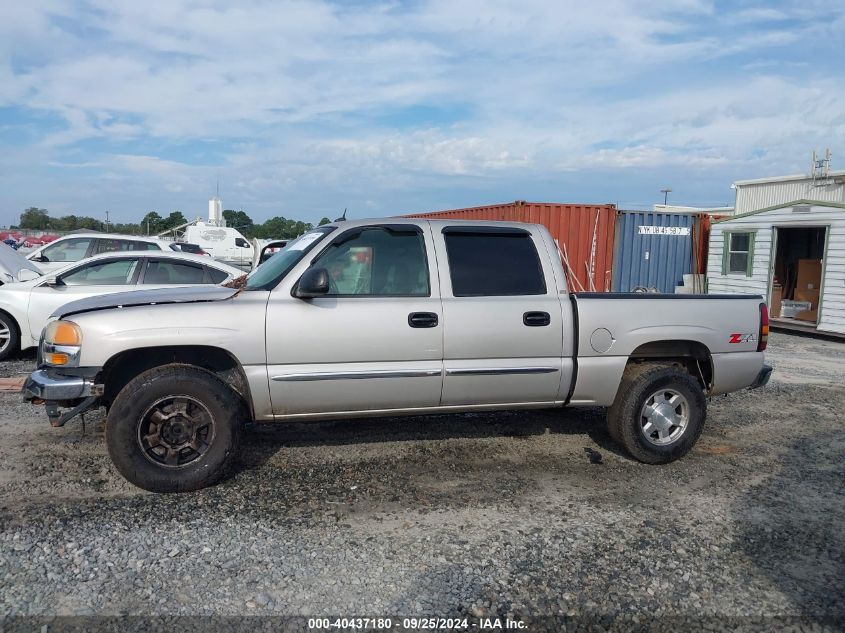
[105, 210, 110, 232]
[660, 188, 672, 206]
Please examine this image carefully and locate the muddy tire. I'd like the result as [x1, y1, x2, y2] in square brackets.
[0, 312, 20, 362]
[106, 364, 245, 493]
[607, 363, 706, 464]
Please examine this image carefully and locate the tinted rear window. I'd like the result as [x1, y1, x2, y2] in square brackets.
[142, 260, 207, 284]
[444, 231, 546, 296]
[133, 241, 162, 251]
[174, 243, 203, 254]
[206, 266, 230, 284]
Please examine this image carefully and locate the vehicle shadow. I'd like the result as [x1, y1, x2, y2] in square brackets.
[731, 431, 845, 623]
[236, 405, 627, 474]
[9, 348, 37, 360]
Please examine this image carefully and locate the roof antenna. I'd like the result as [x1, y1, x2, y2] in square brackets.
[334, 208, 347, 222]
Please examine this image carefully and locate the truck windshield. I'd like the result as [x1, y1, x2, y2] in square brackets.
[245, 226, 335, 290]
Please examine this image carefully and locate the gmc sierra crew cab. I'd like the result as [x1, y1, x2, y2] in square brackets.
[22, 219, 772, 492]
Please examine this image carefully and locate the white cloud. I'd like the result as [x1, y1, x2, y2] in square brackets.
[731, 8, 791, 23]
[0, 0, 745, 139]
[0, 0, 842, 222]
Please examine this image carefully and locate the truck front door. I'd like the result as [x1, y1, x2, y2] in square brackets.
[265, 223, 443, 416]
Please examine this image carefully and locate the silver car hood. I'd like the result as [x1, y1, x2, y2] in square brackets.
[0, 243, 43, 283]
[52, 286, 240, 318]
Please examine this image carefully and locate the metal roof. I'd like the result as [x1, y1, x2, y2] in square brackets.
[713, 199, 845, 222]
[732, 170, 845, 187]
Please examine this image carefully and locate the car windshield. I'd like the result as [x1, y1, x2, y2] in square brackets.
[245, 226, 335, 290]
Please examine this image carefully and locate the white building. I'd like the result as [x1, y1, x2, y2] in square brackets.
[208, 196, 224, 226]
[733, 170, 845, 215]
[707, 200, 845, 336]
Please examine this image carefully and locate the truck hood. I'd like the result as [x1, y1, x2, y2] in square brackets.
[52, 286, 240, 319]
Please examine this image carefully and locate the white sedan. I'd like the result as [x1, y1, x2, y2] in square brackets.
[0, 251, 243, 360]
[25, 232, 176, 274]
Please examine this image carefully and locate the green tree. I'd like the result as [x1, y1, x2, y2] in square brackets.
[56, 214, 78, 231]
[140, 211, 164, 235]
[111, 222, 142, 235]
[163, 211, 187, 231]
[254, 216, 314, 240]
[19, 208, 51, 230]
[75, 216, 104, 231]
[15, 208, 139, 233]
[223, 209, 255, 236]
[318, 217, 332, 226]
[294, 220, 314, 236]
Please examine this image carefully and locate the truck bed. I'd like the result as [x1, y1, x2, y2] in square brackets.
[569, 293, 766, 405]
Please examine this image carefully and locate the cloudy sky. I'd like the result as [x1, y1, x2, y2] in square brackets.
[1, 0, 842, 226]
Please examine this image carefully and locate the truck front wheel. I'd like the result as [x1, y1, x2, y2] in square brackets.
[607, 363, 706, 464]
[106, 364, 244, 492]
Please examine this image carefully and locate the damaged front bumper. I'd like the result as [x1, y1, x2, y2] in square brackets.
[22, 369, 103, 427]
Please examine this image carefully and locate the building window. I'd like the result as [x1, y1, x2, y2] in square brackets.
[723, 231, 755, 276]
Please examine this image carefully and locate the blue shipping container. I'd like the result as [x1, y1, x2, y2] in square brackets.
[612, 212, 696, 293]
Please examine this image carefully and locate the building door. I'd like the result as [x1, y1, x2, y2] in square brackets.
[770, 225, 827, 326]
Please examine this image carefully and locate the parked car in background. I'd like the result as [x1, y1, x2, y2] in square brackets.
[169, 242, 208, 256]
[0, 231, 24, 244]
[180, 224, 254, 268]
[27, 233, 173, 273]
[252, 239, 288, 268]
[0, 251, 242, 360]
[22, 219, 771, 492]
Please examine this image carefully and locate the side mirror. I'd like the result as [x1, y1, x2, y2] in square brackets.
[17, 269, 41, 282]
[294, 267, 330, 299]
[30, 254, 48, 263]
[44, 276, 63, 287]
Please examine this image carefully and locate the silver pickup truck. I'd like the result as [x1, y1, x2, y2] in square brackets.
[22, 219, 772, 492]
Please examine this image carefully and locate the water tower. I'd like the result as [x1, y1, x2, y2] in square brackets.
[208, 196, 223, 226]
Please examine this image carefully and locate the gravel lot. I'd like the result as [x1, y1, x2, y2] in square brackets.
[0, 332, 843, 630]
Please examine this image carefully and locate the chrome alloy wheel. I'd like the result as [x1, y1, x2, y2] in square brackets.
[0, 322, 10, 353]
[639, 388, 689, 446]
[137, 396, 216, 468]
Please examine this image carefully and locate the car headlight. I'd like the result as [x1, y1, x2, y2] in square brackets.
[42, 320, 82, 367]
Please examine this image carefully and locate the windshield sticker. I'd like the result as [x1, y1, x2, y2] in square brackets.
[288, 233, 324, 251]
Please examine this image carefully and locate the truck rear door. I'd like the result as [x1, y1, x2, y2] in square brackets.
[433, 225, 566, 406]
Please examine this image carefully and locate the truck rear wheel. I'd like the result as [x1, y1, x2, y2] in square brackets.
[607, 363, 706, 464]
[106, 364, 244, 492]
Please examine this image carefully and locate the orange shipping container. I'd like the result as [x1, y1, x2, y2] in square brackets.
[405, 201, 617, 292]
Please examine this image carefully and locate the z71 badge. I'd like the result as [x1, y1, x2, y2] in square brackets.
[729, 333, 756, 344]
